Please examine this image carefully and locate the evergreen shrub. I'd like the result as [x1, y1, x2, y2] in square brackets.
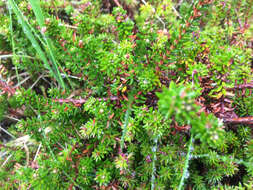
[0, 0, 252, 189]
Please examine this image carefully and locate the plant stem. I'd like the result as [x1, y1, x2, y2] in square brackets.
[8, 3, 20, 84]
[120, 97, 133, 151]
[178, 134, 193, 190]
[151, 135, 159, 190]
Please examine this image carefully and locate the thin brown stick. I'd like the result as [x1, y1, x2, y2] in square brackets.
[223, 116, 253, 125]
[113, 0, 122, 7]
[226, 82, 253, 90]
[54, 96, 119, 106]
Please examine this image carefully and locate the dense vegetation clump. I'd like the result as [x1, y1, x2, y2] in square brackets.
[0, 0, 252, 189]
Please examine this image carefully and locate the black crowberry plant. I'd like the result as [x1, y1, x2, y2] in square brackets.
[0, 0, 252, 189]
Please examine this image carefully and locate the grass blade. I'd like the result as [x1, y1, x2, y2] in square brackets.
[27, 0, 45, 28]
[8, 3, 20, 84]
[8, 0, 50, 71]
[8, 0, 66, 89]
[28, 0, 72, 89]
[120, 95, 134, 151]
[29, 0, 75, 89]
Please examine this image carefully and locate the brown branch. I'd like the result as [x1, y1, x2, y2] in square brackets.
[54, 96, 119, 106]
[223, 116, 253, 125]
[113, 0, 122, 7]
[0, 80, 16, 97]
[226, 83, 253, 90]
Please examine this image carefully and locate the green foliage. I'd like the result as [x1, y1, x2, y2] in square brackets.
[157, 82, 224, 146]
[8, 0, 66, 88]
[0, 0, 252, 189]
